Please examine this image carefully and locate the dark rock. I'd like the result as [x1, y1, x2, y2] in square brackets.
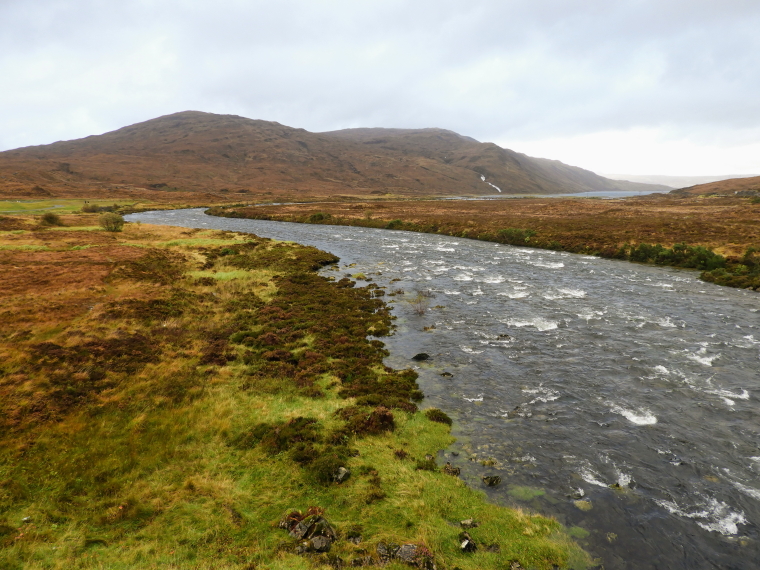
[290, 520, 311, 539]
[486, 544, 501, 553]
[482, 475, 501, 487]
[396, 544, 418, 563]
[412, 353, 430, 361]
[440, 371, 453, 377]
[459, 518, 479, 529]
[350, 557, 374, 567]
[296, 540, 311, 554]
[307, 517, 337, 541]
[443, 462, 461, 476]
[497, 334, 512, 339]
[459, 531, 477, 553]
[376, 541, 400, 562]
[347, 535, 362, 545]
[334, 466, 351, 483]
[311, 535, 332, 552]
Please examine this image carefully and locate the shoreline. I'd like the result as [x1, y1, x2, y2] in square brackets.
[0, 213, 590, 569]
[206, 196, 760, 292]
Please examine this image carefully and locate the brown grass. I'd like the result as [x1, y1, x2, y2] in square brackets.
[237, 194, 760, 257]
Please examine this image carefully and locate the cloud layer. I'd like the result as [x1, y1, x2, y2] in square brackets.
[2, 0, 759, 174]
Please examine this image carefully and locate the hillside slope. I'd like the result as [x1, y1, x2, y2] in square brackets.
[0, 111, 667, 199]
[671, 175, 760, 196]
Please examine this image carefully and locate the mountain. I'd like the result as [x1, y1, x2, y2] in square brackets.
[670, 175, 760, 196]
[0, 111, 669, 199]
[600, 173, 760, 189]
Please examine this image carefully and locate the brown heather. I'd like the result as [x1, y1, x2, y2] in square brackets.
[0, 214, 589, 570]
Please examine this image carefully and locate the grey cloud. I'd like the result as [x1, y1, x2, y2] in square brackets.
[1, 0, 759, 154]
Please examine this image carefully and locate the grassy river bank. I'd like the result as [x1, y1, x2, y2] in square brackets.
[0, 212, 589, 569]
[207, 195, 760, 291]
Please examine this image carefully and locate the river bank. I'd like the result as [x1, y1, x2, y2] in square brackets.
[0, 213, 588, 569]
[127, 209, 760, 570]
[207, 195, 760, 291]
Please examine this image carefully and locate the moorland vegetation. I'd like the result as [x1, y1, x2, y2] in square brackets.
[0, 212, 589, 569]
[210, 195, 760, 291]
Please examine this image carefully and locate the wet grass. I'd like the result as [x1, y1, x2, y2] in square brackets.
[0, 215, 590, 569]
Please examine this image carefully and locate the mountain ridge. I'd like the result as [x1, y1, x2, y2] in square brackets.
[0, 111, 670, 199]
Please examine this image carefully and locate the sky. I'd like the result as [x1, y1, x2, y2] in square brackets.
[2, 0, 760, 176]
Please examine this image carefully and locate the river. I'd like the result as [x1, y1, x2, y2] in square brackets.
[127, 208, 759, 570]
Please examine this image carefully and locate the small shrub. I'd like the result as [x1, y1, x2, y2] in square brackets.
[99, 212, 125, 232]
[41, 212, 64, 226]
[415, 458, 437, 471]
[425, 408, 452, 426]
[311, 448, 349, 485]
[498, 227, 536, 245]
[307, 212, 331, 223]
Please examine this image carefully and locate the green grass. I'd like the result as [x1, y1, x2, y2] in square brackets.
[0, 226, 590, 569]
[0, 244, 50, 251]
[0, 200, 142, 215]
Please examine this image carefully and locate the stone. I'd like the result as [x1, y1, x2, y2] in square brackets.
[482, 475, 501, 487]
[443, 462, 461, 476]
[396, 544, 418, 564]
[425, 454, 434, 461]
[347, 534, 362, 545]
[376, 541, 400, 562]
[290, 520, 311, 539]
[412, 353, 430, 361]
[306, 517, 337, 541]
[486, 544, 501, 553]
[440, 371, 453, 377]
[311, 535, 332, 552]
[334, 466, 351, 483]
[459, 518, 479, 529]
[459, 531, 477, 553]
[350, 556, 374, 567]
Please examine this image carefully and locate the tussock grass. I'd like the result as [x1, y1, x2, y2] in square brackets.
[0, 215, 589, 569]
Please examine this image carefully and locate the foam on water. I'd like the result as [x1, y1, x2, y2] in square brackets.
[687, 347, 721, 366]
[609, 404, 658, 425]
[655, 497, 747, 536]
[733, 482, 760, 501]
[522, 385, 560, 404]
[463, 394, 484, 402]
[505, 317, 558, 331]
[453, 273, 473, 281]
[531, 261, 565, 269]
[499, 291, 529, 299]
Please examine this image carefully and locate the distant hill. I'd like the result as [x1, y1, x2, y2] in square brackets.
[601, 173, 760, 189]
[0, 111, 669, 199]
[669, 175, 760, 196]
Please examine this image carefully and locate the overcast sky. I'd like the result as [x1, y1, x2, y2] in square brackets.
[2, 0, 759, 175]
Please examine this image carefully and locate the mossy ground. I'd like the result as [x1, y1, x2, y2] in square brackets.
[0, 211, 589, 569]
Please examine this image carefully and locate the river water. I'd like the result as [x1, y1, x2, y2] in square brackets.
[128, 209, 760, 569]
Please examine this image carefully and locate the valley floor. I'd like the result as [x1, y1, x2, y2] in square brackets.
[0, 212, 588, 569]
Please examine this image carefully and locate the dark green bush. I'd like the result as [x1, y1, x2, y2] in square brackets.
[99, 212, 125, 232]
[415, 458, 437, 471]
[424, 408, 452, 426]
[41, 212, 64, 226]
[497, 228, 536, 245]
